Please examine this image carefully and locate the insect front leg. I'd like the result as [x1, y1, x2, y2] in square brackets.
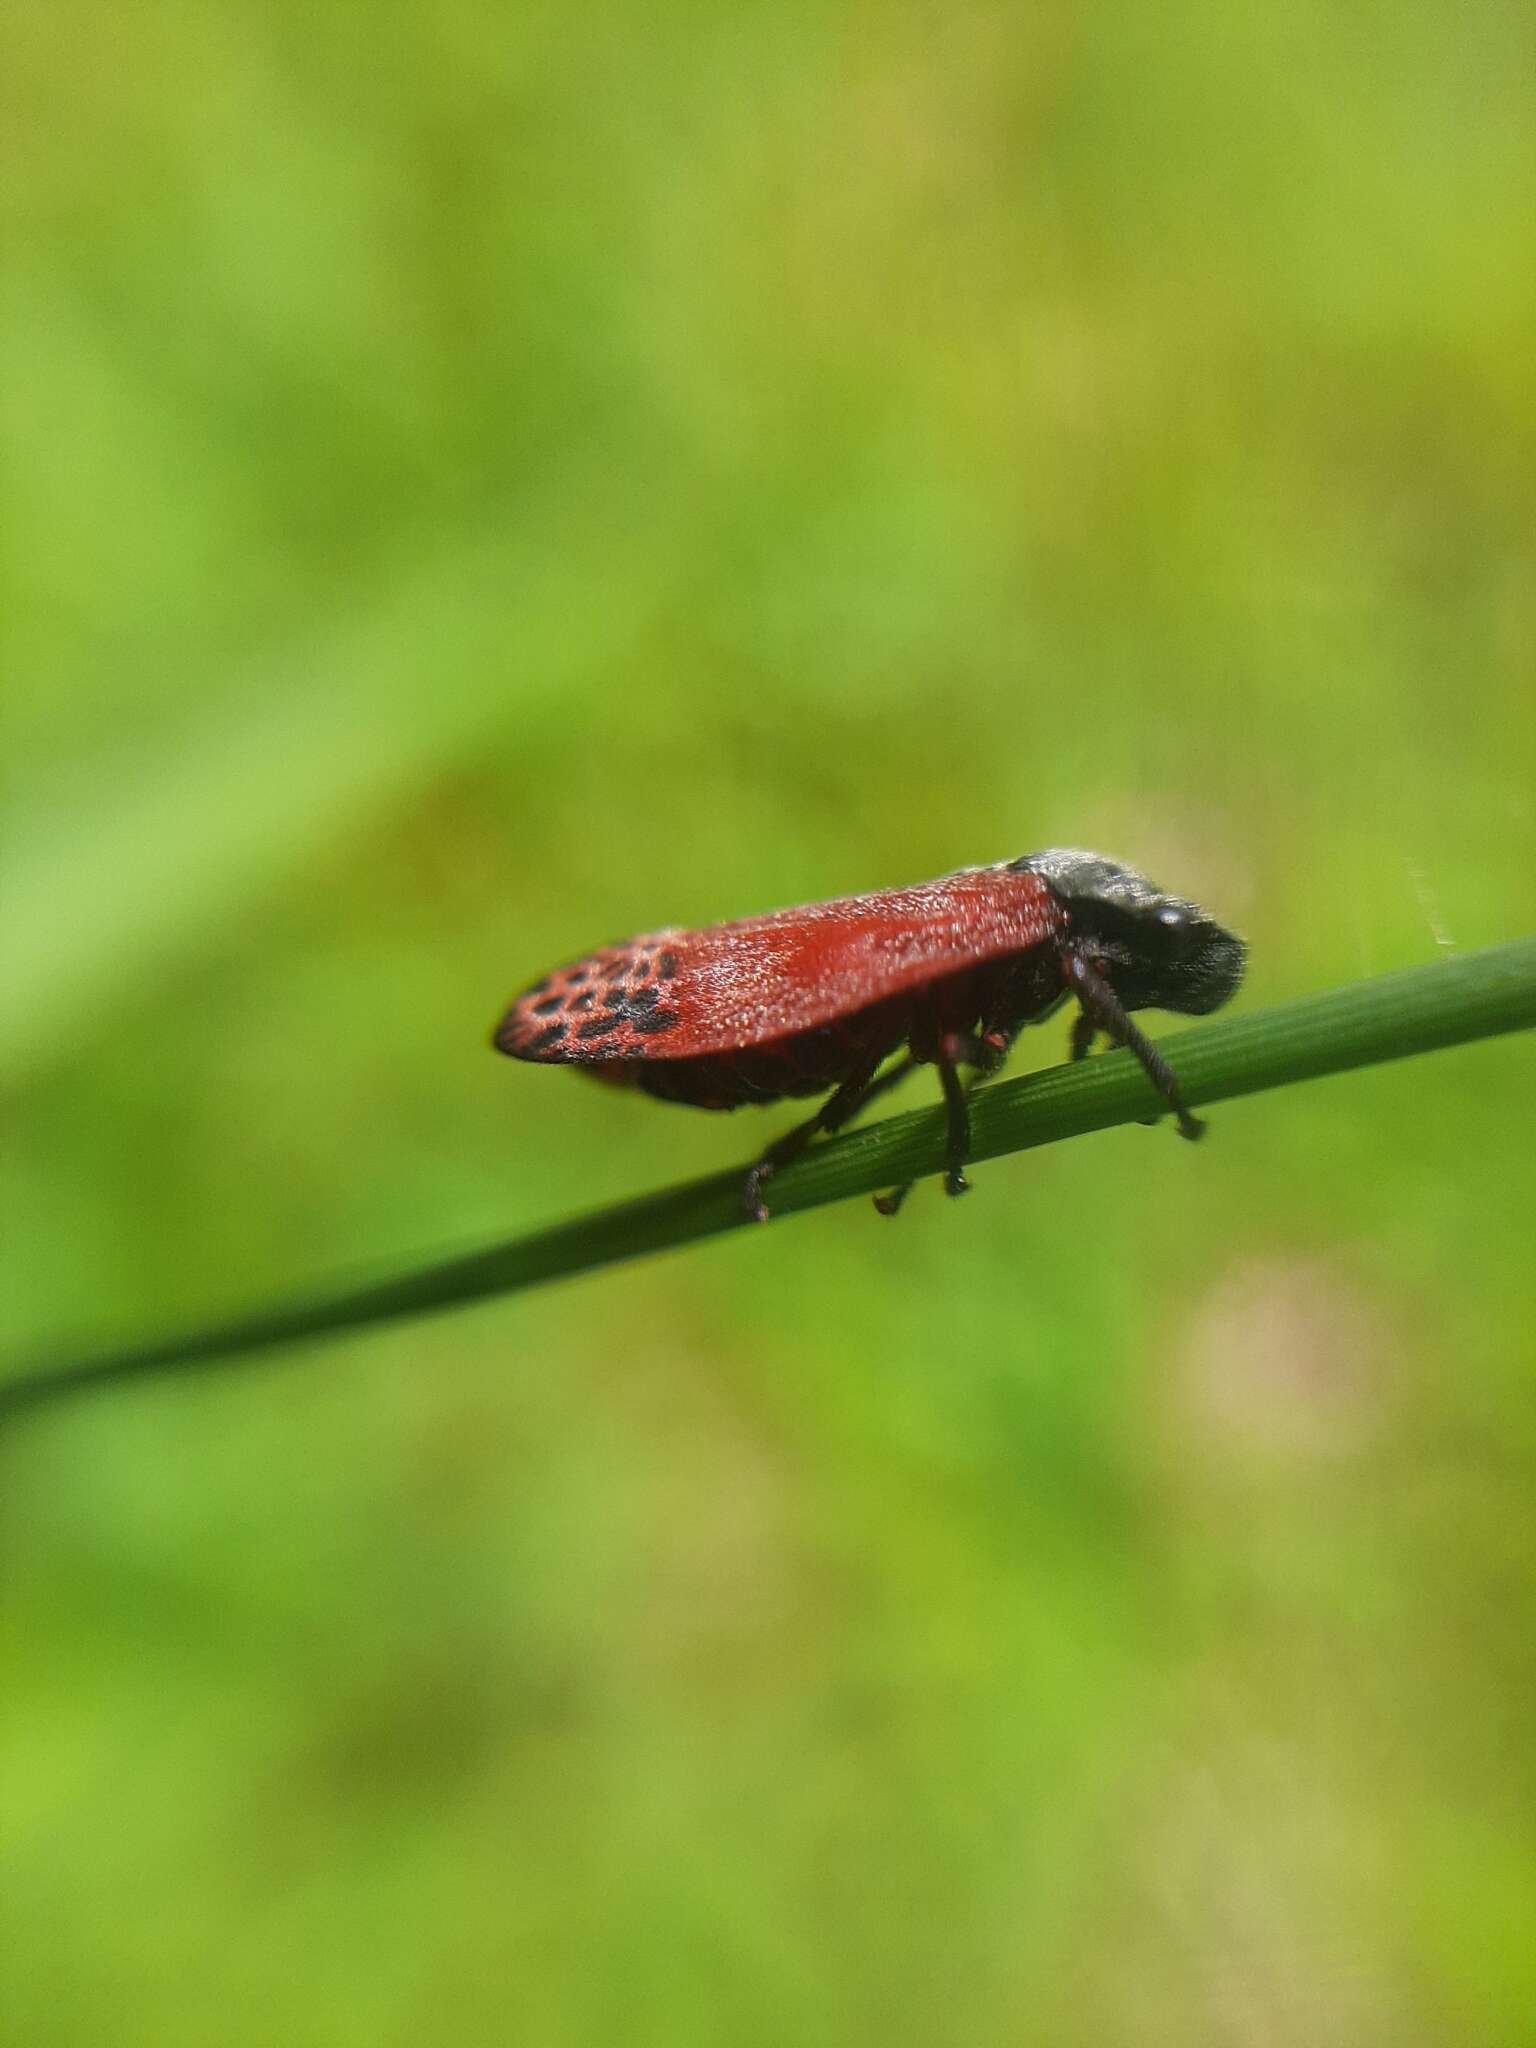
[1061, 952, 1202, 1140]
[742, 1053, 914, 1224]
[1068, 981, 1156, 1122]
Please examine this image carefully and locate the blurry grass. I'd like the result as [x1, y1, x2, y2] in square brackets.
[0, 474, 684, 1084]
[3, 3, 1534, 2046]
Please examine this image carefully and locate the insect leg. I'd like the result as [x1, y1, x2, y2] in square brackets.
[852, 1053, 920, 1112]
[873, 1032, 1002, 1215]
[1068, 988, 1158, 1121]
[936, 1037, 973, 1198]
[742, 1054, 916, 1224]
[1061, 952, 1203, 1140]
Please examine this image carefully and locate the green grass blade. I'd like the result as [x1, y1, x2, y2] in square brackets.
[4, 938, 1533, 1417]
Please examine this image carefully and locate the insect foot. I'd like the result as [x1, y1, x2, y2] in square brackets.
[740, 1161, 776, 1224]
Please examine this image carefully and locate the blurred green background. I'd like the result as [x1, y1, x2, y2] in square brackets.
[3, 3, 1534, 2042]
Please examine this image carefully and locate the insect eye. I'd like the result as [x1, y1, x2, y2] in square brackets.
[1155, 904, 1195, 949]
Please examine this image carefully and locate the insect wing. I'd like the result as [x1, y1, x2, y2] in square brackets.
[495, 865, 1064, 1063]
[493, 938, 682, 1061]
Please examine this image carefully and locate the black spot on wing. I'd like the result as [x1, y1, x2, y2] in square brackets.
[586, 984, 682, 1039]
[528, 1022, 567, 1054]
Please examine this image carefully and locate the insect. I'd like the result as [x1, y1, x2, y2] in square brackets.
[493, 849, 1246, 1222]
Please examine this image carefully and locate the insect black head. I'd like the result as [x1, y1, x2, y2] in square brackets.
[1015, 848, 1246, 1016]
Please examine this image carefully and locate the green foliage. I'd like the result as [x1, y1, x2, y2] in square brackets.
[3, 3, 1534, 2043]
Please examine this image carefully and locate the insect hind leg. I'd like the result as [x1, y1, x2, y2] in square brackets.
[742, 1054, 915, 1224]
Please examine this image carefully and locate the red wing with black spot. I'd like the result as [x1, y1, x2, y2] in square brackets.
[494, 939, 691, 1063]
[493, 864, 1066, 1064]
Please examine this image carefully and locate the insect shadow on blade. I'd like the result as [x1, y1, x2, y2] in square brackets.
[493, 849, 1247, 1222]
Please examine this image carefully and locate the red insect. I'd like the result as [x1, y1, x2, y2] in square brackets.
[493, 849, 1246, 1221]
